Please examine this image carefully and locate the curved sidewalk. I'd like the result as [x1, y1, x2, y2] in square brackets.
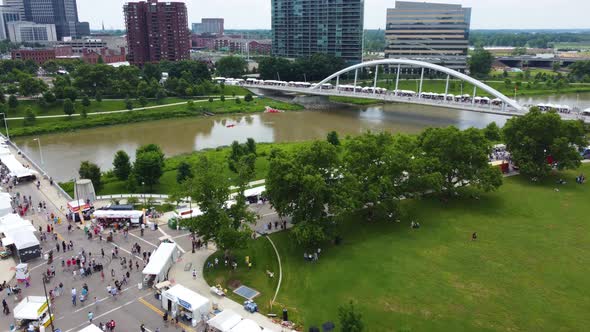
[168, 246, 286, 331]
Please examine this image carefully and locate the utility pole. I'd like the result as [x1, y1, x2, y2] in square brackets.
[42, 278, 56, 332]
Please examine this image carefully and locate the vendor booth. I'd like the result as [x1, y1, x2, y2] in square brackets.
[16, 263, 30, 282]
[142, 242, 178, 287]
[67, 199, 94, 222]
[13, 296, 54, 330]
[3, 230, 40, 262]
[0, 154, 36, 181]
[161, 284, 211, 325]
[230, 319, 265, 332]
[207, 309, 242, 332]
[78, 324, 103, 332]
[93, 209, 144, 226]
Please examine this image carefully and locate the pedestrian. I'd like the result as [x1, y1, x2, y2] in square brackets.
[100, 270, 105, 282]
[62, 240, 66, 252]
[135, 261, 139, 270]
[88, 311, 94, 323]
[192, 269, 196, 279]
[56, 243, 60, 252]
[101, 248, 105, 259]
[472, 232, 478, 241]
[71, 288, 77, 306]
[140, 323, 145, 332]
[94, 296, 99, 308]
[2, 298, 9, 315]
[111, 269, 115, 278]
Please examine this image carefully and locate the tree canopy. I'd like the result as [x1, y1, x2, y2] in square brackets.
[469, 48, 494, 78]
[216, 56, 247, 78]
[79, 161, 102, 191]
[113, 150, 132, 181]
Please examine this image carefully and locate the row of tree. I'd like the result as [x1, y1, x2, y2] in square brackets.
[258, 53, 346, 82]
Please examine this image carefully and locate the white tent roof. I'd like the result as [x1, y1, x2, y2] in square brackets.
[230, 319, 262, 332]
[142, 242, 177, 275]
[0, 154, 35, 179]
[230, 186, 265, 200]
[0, 214, 35, 234]
[0, 193, 12, 217]
[208, 309, 242, 332]
[4, 230, 39, 249]
[0, 146, 10, 156]
[93, 210, 143, 219]
[14, 296, 48, 320]
[78, 324, 103, 332]
[164, 284, 210, 314]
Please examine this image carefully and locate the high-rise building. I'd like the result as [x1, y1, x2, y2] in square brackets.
[2, 0, 25, 19]
[271, 0, 364, 64]
[0, 5, 20, 40]
[192, 18, 224, 35]
[385, 1, 471, 72]
[124, 0, 190, 66]
[22, 0, 89, 40]
[7, 20, 56, 42]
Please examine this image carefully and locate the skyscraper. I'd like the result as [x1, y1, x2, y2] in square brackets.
[192, 18, 224, 35]
[22, 0, 89, 40]
[271, 0, 365, 63]
[385, 1, 471, 72]
[2, 0, 25, 19]
[124, 0, 190, 66]
[0, 5, 21, 40]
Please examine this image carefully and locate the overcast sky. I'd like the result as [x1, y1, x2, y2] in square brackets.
[77, 0, 590, 30]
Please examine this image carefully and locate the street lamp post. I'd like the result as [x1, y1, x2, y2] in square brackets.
[41, 277, 56, 332]
[0, 113, 9, 141]
[142, 182, 146, 207]
[33, 138, 45, 167]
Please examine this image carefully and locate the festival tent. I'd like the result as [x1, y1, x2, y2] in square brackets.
[207, 309, 243, 332]
[161, 284, 211, 320]
[0, 154, 36, 179]
[3, 229, 40, 262]
[0, 193, 12, 217]
[230, 319, 263, 332]
[0, 214, 35, 233]
[78, 324, 103, 332]
[142, 242, 178, 283]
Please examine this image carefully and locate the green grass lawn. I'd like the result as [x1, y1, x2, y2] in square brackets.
[3, 98, 303, 137]
[204, 165, 590, 331]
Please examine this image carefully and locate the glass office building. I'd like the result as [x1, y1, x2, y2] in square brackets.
[385, 1, 471, 72]
[271, 0, 364, 64]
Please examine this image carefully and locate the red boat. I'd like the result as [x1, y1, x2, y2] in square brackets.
[265, 106, 284, 113]
[226, 124, 236, 128]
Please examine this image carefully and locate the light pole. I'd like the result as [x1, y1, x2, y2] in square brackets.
[41, 277, 56, 332]
[142, 181, 145, 207]
[33, 138, 44, 167]
[0, 113, 9, 140]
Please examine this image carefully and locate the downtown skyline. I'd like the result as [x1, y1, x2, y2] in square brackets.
[77, 0, 590, 31]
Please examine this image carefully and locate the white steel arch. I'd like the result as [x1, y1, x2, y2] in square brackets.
[312, 59, 523, 111]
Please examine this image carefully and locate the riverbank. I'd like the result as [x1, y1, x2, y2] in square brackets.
[60, 141, 311, 197]
[4, 97, 303, 137]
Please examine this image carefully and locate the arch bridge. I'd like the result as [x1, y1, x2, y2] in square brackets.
[243, 59, 528, 116]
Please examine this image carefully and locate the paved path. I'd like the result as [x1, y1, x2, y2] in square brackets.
[6, 97, 246, 121]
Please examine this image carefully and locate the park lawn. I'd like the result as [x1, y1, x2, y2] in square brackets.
[3, 98, 303, 137]
[204, 164, 590, 331]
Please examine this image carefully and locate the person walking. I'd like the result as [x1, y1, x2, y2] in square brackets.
[2, 298, 9, 315]
[71, 288, 77, 306]
[88, 311, 94, 323]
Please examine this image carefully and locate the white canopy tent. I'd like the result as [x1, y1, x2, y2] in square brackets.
[230, 319, 263, 332]
[142, 242, 178, 283]
[0, 214, 35, 234]
[78, 324, 103, 332]
[162, 284, 210, 318]
[4, 230, 39, 249]
[0, 154, 35, 179]
[93, 209, 144, 224]
[207, 309, 243, 332]
[0, 193, 12, 217]
[14, 296, 48, 320]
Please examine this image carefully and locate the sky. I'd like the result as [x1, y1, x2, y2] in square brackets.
[77, 0, 590, 31]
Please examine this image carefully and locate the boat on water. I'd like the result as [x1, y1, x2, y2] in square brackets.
[264, 106, 284, 113]
[226, 124, 236, 128]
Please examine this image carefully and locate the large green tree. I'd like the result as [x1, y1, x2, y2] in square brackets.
[469, 47, 494, 78]
[503, 108, 586, 178]
[63, 99, 74, 116]
[79, 161, 102, 191]
[216, 56, 247, 78]
[133, 151, 164, 191]
[339, 301, 364, 332]
[113, 150, 132, 181]
[419, 126, 502, 195]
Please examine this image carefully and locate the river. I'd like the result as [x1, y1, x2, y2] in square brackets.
[13, 92, 590, 181]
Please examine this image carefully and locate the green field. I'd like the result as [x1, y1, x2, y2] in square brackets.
[3, 98, 303, 138]
[204, 164, 590, 331]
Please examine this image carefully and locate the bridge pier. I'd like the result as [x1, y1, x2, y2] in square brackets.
[418, 67, 424, 98]
[353, 69, 358, 93]
[373, 65, 379, 94]
[292, 95, 332, 109]
[472, 86, 477, 105]
[395, 64, 400, 95]
[444, 75, 450, 101]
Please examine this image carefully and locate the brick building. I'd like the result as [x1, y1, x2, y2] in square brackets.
[11, 48, 56, 64]
[124, 0, 190, 66]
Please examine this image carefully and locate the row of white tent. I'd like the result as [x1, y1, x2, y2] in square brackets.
[0, 142, 37, 180]
[208, 309, 276, 332]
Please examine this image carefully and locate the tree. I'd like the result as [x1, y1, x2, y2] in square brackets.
[483, 122, 502, 142]
[258, 57, 295, 81]
[235, 97, 241, 104]
[469, 48, 494, 78]
[23, 107, 35, 126]
[79, 161, 102, 191]
[64, 86, 78, 102]
[95, 91, 102, 103]
[136, 144, 165, 164]
[178, 156, 253, 256]
[552, 61, 561, 72]
[143, 63, 162, 82]
[266, 141, 343, 246]
[220, 95, 225, 103]
[81, 95, 91, 107]
[503, 107, 585, 178]
[8, 95, 18, 110]
[80, 106, 87, 119]
[19, 76, 47, 96]
[138, 96, 148, 108]
[43, 91, 56, 104]
[216, 56, 247, 78]
[419, 127, 502, 195]
[186, 100, 195, 111]
[113, 150, 132, 180]
[63, 99, 74, 116]
[208, 97, 214, 103]
[244, 93, 253, 102]
[228, 139, 257, 173]
[327, 131, 340, 146]
[125, 98, 133, 110]
[339, 301, 363, 332]
[176, 161, 193, 184]
[133, 151, 164, 191]
[155, 89, 166, 103]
